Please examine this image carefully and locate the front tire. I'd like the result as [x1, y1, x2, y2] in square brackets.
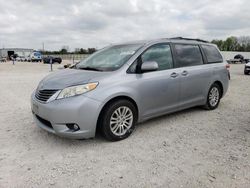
[204, 83, 221, 110]
[100, 100, 137, 141]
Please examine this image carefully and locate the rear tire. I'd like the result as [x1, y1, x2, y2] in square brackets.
[204, 83, 222, 110]
[100, 100, 137, 141]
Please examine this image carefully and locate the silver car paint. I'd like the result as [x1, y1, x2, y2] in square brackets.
[31, 39, 229, 139]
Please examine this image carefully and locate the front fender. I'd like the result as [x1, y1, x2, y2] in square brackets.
[86, 85, 143, 122]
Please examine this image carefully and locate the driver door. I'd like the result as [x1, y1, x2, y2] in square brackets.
[132, 43, 181, 119]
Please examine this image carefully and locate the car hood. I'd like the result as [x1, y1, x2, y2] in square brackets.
[246, 62, 250, 66]
[38, 69, 110, 90]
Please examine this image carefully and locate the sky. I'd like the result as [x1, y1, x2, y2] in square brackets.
[0, 0, 249, 51]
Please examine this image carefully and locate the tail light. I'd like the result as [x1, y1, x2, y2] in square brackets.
[226, 64, 230, 70]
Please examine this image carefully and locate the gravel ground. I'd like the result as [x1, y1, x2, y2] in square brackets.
[0, 61, 249, 188]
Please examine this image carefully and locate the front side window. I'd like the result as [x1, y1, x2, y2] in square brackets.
[202, 45, 223, 63]
[141, 44, 173, 71]
[174, 44, 203, 67]
[76, 44, 142, 72]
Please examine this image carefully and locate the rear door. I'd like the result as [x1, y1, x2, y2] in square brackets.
[173, 44, 212, 108]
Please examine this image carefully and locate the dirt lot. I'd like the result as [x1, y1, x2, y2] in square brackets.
[0, 61, 249, 188]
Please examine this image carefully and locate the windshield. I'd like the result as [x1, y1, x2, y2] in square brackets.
[34, 52, 41, 56]
[76, 44, 142, 71]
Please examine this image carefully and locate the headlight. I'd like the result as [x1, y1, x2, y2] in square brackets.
[57, 82, 98, 99]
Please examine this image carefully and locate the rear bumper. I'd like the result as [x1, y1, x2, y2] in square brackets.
[31, 92, 103, 139]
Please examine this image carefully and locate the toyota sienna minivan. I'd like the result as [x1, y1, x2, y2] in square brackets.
[31, 37, 229, 141]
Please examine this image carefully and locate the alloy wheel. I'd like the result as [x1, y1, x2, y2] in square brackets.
[110, 106, 133, 136]
[209, 87, 220, 107]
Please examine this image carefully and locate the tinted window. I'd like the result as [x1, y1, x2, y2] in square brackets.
[141, 44, 173, 71]
[174, 44, 203, 67]
[202, 45, 223, 63]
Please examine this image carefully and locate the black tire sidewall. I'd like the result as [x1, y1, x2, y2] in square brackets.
[101, 100, 137, 141]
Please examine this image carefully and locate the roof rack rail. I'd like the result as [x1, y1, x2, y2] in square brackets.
[170, 37, 209, 43]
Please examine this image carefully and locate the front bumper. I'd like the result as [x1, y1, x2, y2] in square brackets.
[31, 92, 103, 139]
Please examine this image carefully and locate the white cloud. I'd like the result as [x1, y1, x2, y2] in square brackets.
[0, 0, 249, 50]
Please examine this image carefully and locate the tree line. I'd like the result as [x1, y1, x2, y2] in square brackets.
[42, 36, 250, 55]
[211, 36, 250, 52]
[42, 47, 97, 55]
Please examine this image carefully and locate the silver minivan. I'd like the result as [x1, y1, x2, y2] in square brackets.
[31, 38, 229, 141]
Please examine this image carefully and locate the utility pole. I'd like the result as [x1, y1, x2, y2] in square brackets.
[50, 57, 53, 72]
[42, 42, 45, 52]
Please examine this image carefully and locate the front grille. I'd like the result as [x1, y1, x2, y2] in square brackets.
[36, 115, 53, 129]
[35, 89, 58, 102]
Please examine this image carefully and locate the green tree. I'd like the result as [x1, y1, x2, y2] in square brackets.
[246, 44, 250, 52]
[88, 48, 96, 54]
[60, 48, 68, 54]
[211, 40, 224, 51]
[223, 36, 237, 51]
[80, 48, 87, 54]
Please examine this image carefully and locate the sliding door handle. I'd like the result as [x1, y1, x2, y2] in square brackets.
[170, 72, 179, 78]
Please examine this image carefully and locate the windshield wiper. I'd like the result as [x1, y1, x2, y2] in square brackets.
[78, 66, 103, 71]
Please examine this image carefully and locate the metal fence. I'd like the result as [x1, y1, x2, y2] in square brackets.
[43, 54, 89, 60]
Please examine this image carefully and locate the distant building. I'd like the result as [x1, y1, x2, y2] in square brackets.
[0, 48, 34, 60]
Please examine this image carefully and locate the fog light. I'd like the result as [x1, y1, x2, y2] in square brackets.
[66, 123, 80, 131]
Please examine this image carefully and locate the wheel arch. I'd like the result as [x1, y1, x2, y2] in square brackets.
[96, 95, 139, 133]
[213, 80, 224, 97]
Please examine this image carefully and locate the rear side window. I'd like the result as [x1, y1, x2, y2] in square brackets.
[141, 44, 173, 71]
[202, 45, 223, 63]
[174, 44, 203, 67]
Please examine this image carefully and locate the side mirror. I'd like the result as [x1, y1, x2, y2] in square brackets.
[141, 61, 158, 72]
